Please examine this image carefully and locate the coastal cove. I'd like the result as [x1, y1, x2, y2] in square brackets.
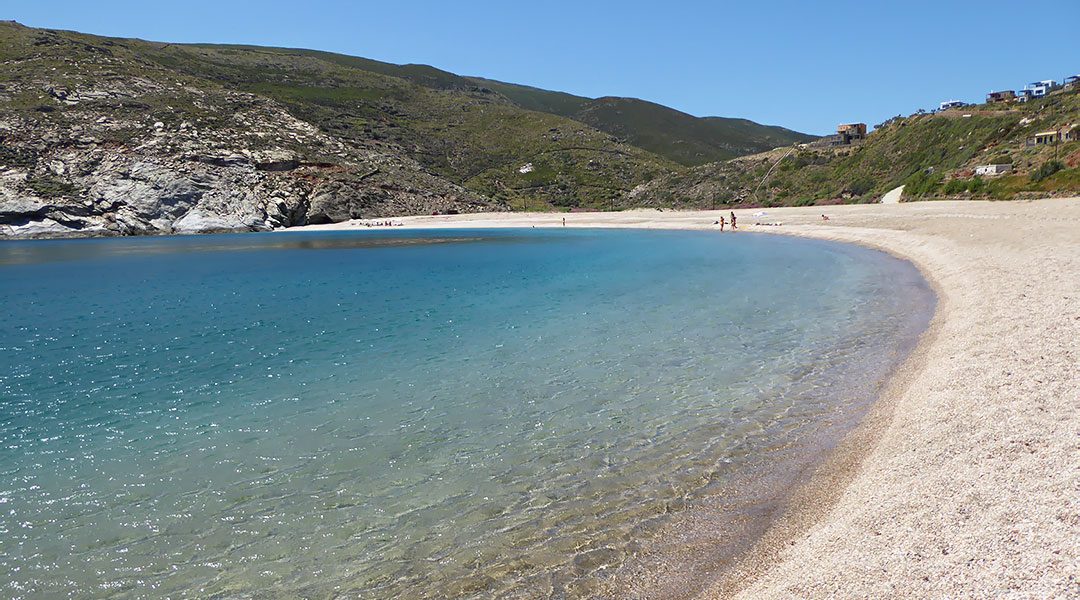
[296, 197, 1080, 598]
[2, 8, 1077, 599]
[0, 227, 933, 598]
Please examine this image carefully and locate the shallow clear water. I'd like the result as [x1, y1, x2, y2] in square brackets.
[0, 228, 931, 599]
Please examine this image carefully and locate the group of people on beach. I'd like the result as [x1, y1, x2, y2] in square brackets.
[360, 220, 403, 227]
[714, 211, 738, 231]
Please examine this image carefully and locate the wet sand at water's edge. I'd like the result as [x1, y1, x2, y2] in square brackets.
[295, 198, 1080, 598]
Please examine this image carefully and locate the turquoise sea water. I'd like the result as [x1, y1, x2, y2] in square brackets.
[0, 228, 931, 599]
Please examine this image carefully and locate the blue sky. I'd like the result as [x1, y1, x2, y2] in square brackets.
[6, 0, 1078, 134]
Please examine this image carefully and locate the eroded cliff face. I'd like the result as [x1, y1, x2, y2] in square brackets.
[0, 25, 501, 238]
[0, 86, 498, 238]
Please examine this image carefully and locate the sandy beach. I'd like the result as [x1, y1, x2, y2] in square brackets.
[296, 198, 1080, 598]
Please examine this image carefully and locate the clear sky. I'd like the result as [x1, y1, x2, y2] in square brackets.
[6, 0, 1078, 134]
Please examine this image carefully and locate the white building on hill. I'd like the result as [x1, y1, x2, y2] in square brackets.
[975, 164, 1012, 176]
[1025, 80, 1056, 98]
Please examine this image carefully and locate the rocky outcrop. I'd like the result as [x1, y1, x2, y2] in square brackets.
[0, 23, 503, 238]
[0, 94, 498, 238]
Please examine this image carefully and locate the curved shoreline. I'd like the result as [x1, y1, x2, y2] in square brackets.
[701, 225, 950, 598]
[715, 201, 1078, 599]
[295, 198, 1080, 597]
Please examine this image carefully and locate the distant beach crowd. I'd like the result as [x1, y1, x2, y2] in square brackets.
[358, 220, 404, 227]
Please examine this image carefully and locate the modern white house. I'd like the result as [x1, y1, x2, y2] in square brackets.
[1025, 80, 1056, 98]
[975, 164, 1012, 176]
[939, 100, 966, 110]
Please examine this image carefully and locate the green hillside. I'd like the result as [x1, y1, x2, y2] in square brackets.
[631, 88, 1080, 207]
[204, 45, 483, 92]
[140, 41, 817, 203]
[572, 97, 816, 166]
[141, 43, 682, 209]
[467, 78, 817, 166]
[466, 76, 590, 117]
[0, 22, 691, 213]
[0, 21, 821, 220]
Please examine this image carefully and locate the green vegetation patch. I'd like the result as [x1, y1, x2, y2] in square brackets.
[0, 145, 39, 169]
[1030, 160, 1064, 182]
[25, 174, 78, 198]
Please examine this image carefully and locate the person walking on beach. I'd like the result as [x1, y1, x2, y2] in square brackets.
[730, 211, 737, 230]
[719, 215, 726, 232]
[562, 217, 566, 227]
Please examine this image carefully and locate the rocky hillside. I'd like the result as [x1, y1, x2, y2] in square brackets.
[631, 88, 1080, 208]
[154, 44, 679, 211]
[0, 23, 500, 238]
[0, 21, 817, 238]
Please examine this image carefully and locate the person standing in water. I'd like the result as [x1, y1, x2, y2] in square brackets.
[730, 211, 737, 230]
